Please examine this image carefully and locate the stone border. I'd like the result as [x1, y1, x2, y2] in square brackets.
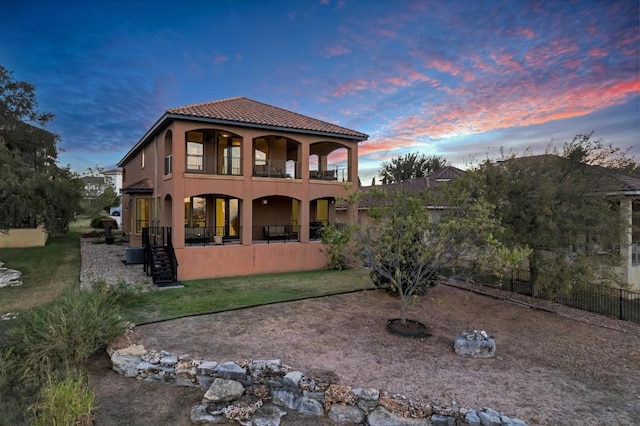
[109, 343, 528, 426]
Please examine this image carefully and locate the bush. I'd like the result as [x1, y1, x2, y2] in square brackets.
[30, 369, 95, 426]
[90, 216, 118, 230]
[3, 287, 130, 387]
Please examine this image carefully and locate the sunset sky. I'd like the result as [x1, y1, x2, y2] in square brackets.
[1, 0, 638, 182]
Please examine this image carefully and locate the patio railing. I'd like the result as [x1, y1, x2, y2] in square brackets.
[184, 226, 241, 246]
[252, 225, 300, 243]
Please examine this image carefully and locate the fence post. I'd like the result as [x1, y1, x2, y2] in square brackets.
[619, 288, 623, 321]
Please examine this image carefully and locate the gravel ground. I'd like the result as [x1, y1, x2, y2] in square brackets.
[80, 238, 153, 291]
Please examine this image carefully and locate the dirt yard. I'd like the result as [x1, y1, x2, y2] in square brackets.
[89, 282, 640, 425]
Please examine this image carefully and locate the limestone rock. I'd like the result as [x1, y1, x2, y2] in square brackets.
[296, 396, 325, 417]
[366, 406, 430, 426]
[203, 378, 245, 403]
[0, 266, 22, 288]
[190, 404, 228, 424]
[240, 403, 287, 426]
[214, 361, 247, 380]
[478, 409, 502, 426]
[454, 330, 496, 358]
[379, 393, 432, 418]
[324, 384, 357, 410]
[248, 359, 286, 383]
[116, 344, 146, 357]
[271, 387, 302, 410]
[465, 409, 481, 426]
[283, 371, 304, 387]
[111, 353, 142, 378]
[223, 395, 263, 422]
[328, 403, 365, 424]
[431, 413, 455, 426]
[197, 361, 218, 376]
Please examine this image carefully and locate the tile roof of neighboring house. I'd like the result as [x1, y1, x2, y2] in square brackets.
[340, 167, 466, 210]
[426, 165, 465, 181]
[121, 178, 153, 194]
[118, 97, 368, 166]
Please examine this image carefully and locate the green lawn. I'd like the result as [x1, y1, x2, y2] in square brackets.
[122, 268, 375, 324]
[0, 227, 375, 325]
[0, 233, 81, 314]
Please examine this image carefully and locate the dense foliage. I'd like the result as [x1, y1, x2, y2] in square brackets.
[360, 180, 529, 323]
[0, 65, 83, 233]
[474, 134, 636, 293]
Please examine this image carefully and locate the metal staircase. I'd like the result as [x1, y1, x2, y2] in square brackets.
[142, 227, 178, 286]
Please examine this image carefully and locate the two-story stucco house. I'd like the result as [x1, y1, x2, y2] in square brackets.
[117, 97, 367, 282]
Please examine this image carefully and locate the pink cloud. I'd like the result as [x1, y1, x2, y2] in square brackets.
[213, 55, 228, 64]
[378, 28, 396, 38]
[333, 78, 370, 97]
[324, 45, 351, 57]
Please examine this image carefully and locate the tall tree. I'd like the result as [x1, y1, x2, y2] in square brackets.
[359, 179, 528, 324]
[474, 134, 634, 292]
[0, 66, 82, 233]
[379, 153, 448, 184]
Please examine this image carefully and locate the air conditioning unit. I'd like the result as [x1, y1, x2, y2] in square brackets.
[125, 248, 145, 264]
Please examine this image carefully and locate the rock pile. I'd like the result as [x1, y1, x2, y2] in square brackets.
[0, 262, 22, 288]
[454, 329, 496, 358]
[110, 345, 528, 425]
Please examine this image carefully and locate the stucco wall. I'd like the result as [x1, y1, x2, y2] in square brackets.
[174, 242, 327, 280]
[0, 226, 48, 248]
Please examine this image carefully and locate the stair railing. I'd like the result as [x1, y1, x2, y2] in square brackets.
[166, 227, 178, 282]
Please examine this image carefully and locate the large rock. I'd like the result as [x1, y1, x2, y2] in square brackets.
[328, 404, 365, 424]
[366, 406, 430, 426]
[214, 361, 247, 380]
[454, 330, 496, 358]
[203, 378, 245, 403]
[190, 404, 227, 424]
[111, 353, 142, 378]
[241, 403, 287, 426]
[0, 266, 22, 287]
[296, 397, 325, 417]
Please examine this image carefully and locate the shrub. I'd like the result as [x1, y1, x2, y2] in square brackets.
[321, 224, 355, 270]
[3, 287, 130, 387]
[30, 369, 95, 426]
[90, 216, 118, 230]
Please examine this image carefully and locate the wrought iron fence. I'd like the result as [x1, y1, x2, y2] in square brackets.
[252, 225, 300, 243]
[471, 268, 640, 323]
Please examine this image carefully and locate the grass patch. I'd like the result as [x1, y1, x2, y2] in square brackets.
[0, 233, 81, 314]
[123, 268, 374, 324]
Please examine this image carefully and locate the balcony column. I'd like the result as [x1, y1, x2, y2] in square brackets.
[171, 122, 186, 248]
[241, 130, 255, 245]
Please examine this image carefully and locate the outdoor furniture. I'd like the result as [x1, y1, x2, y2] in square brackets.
[264, 225, 289, 240]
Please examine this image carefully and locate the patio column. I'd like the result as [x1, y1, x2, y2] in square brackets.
[619, 197, 633, 286]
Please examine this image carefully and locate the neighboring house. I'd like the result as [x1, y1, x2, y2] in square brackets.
[117, 97, 368, 281]
[345, 160, 640, 290]
[337, 166, 465, 229]
[103, 168, 123, 215]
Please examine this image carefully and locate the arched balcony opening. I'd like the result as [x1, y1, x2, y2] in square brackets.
[253, 136, 301, 179]
[186, 129, 242, 176]
[309, 142, 351, 182]
[184, 194, 241, 245]
[252, 195, 300, 243]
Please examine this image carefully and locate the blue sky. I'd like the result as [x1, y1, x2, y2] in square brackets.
[1, 0, 638, 183]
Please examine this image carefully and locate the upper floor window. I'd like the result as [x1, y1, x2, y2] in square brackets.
[186, 131, 204, 172]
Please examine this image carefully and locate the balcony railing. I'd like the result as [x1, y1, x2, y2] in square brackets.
[186, 155, 242, 176]
[252, 225, 300, 243]
[184, 226, 241, 246]
[253, 159, 298, 179]
[632, 243, 640, 266]
[309, 165, 349, 181]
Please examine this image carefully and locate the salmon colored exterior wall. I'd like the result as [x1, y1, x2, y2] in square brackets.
[120, 117, 361, 281]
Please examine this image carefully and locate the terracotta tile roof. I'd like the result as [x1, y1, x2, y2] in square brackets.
[121, 178, 153, 194]
[428, 166, 465, 181]
[339, 167, 467, 210]
[166, 97, 369, 140]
